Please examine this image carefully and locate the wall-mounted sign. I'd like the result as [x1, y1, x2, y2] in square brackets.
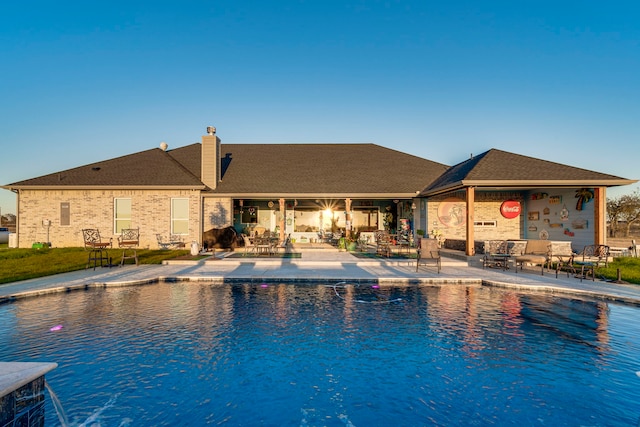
[500, 200, 521, 219]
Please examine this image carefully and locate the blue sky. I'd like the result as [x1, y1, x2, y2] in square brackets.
[1, 0, 639, 215]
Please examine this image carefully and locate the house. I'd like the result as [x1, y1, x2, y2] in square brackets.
[3, 127, 637, 253]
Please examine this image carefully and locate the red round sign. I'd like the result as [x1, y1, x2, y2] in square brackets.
[500, 200, 521, 219]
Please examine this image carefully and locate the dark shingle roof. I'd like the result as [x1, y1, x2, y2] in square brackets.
[209, 143, 448, 196]
[7, 148, 204, 188]
[421, 148, 633, 195]
[7, 144, 633, 196]
[6, 143, 449, 196]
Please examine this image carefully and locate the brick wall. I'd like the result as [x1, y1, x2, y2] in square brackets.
[427, 191, 525, 242]
[16, 189, 205, 248]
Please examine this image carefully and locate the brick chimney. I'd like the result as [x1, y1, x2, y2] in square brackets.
[201, 126, 221, 190]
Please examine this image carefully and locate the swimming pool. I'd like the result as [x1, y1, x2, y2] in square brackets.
[1, 282, 639, 426]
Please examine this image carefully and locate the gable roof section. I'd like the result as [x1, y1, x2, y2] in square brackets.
[208, 143, 449, 197]
[421, 148, 635, 196]
[6, 148, 204, 189]
[166, 143, 202, 178]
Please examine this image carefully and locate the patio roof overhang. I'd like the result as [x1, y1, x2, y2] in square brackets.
[205, 192, 422, 199]
[420, 179, 637, 197]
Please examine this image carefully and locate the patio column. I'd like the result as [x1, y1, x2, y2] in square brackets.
[279, 198, 286, 242]
[466, 187, 475, 256]
[345, 198, 352, 240]
[594, 187, 606, 246]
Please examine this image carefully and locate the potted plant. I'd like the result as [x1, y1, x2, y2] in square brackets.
[430, 229, 444, 247]
[346, 230, 360, 251]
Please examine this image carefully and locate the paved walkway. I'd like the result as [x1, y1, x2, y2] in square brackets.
[1, 248, 640, 305]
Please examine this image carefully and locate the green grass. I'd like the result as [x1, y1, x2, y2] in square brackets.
[598, 257, 640, 284]
[0, 247, 189, 285]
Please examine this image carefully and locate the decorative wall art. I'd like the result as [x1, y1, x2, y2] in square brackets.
[437, 197, 467, 227]
[575, 188, 594, 211]
[528, 211, 539, 221]
[572, 219, 588, 229]
[549, 195, 562, 204]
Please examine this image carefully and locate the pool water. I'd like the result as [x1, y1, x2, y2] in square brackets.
[1, 282, 639, 426]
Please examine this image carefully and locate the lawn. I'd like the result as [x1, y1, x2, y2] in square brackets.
[0, 246, 189, 285]
[598, 257, 640, 284]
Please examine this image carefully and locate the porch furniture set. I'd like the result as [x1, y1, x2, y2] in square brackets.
[82, 228, 140, 269]
[483, 239, 610, 281]
[240, 232, 289, 256]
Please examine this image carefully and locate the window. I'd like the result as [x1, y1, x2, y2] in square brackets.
[474, 220, 497, 228]
[352, 208, 379, 232]
[114, 198, 131, 233]
[171, 198, 189, 235]
[60, 202, 70, 226]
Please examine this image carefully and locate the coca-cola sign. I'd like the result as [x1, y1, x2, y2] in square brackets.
[500, 200, 521, 219]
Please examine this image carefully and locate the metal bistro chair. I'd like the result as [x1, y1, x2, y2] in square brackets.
[118, 228, 139, 266]
[82, 228, 113, 270]
[375, 230, 392, 257]
[241, 233, 256, 254]
[573, 244, 610, 281]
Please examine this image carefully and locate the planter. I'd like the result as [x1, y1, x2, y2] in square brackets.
[338, 237, 347, 251]
[347, 241, 358, 252]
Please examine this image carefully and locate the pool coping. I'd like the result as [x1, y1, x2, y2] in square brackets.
[1, 250, 639, 306]
[2, 272, 640, 307]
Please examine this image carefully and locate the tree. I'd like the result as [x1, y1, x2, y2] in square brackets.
[607, 197, 625, 237]
[608, 189, 640, 237]
[619, 191, 640, 237]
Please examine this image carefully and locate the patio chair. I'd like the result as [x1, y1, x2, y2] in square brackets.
[82, 228, 113, 270]
[241, 233, 256, 254]
[548, 241, 576, 278]
[118, 228, 139, 266]
[573, 244, 610, 281]
[375, 230, 392, 257]
[156, 234, 185, 249]
[272, 234, 291, 253]
[416, 238, 441, 273]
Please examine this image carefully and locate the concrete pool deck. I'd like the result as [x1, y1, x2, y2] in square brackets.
[1, 247, 640, 305]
